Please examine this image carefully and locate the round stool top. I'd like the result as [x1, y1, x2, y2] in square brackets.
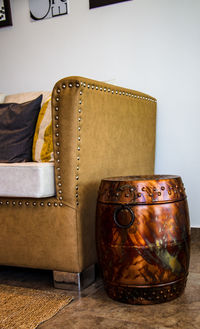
[98, 175, 186, 204]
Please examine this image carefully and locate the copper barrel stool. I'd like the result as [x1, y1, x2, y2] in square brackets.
[96, 175, 190, 304]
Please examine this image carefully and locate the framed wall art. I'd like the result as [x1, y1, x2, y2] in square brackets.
[0, 0, 12, 28]
[29, 0, 69, 21]
[90, 0, 132, 9]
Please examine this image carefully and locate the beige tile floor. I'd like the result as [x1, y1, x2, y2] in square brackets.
[0, 228, 199, 329]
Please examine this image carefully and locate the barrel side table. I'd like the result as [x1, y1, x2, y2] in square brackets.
[96, 175, 190, 305]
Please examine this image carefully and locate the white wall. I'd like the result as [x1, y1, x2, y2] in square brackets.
[0, 0, 200, 226]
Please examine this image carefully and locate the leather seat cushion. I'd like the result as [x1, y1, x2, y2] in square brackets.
[0, 162, 55, 198]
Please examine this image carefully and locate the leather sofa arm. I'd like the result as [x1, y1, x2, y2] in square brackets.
[52, 76, 157, 210]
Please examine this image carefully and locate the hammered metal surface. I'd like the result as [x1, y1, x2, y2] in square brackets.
[96, 175, 190, 304]
[98, 175, 186, 205]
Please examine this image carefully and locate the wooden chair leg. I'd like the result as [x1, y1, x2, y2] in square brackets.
[53, 264, 95, 291]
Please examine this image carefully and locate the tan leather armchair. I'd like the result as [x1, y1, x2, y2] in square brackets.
[0, 77, 157, 290]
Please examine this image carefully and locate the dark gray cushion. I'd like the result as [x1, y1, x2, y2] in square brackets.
[0, 95, 42, 162]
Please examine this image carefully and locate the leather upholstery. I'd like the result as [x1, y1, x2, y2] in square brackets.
[0, 77, 156, 273]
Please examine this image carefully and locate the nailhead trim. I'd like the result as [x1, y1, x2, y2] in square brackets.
[0, 200, 55, 207]
[75, 83, 84, 207]
[40, 80, 68, 207]
[80, 82, 157, 102]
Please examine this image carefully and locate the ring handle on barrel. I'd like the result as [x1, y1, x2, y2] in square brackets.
[113, 205, 135, 229]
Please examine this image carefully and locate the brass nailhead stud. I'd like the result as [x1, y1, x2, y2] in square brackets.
[59, 196, 63, 200]
[69, 83, 73, 88]
[33, 202, 37, 206]
[47, 202, 51, 206]
[161, 186, 165, 190]
[25, 202, 29, 206]
[57, 88, 61, 93]
[56, 97, 59, 101]
[76, 83, 80, 87]
[12, 201, 16, 205]
[55, 107, 59, 111]
[59, 203, 63, 207]
[62, 84, 66, 88]
[6, 201, 10, 205]
[40, 202, 44, 206]
[54, 203, 58, 207]
[18, 201, 22, 206]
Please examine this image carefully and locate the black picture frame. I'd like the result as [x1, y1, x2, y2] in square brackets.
[90, 0, 132, 9]
[0, 0, 12, 28]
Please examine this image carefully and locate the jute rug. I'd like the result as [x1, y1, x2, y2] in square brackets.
[0, 284, 72, 329]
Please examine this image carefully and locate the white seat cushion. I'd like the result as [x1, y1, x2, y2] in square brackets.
[0, 162, 55, 198]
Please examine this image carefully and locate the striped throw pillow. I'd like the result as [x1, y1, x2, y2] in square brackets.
[32, 97, 54, 162]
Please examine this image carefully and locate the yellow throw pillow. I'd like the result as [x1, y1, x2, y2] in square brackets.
[32, 97, 54, 162]
[0, 94, 6, 103]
